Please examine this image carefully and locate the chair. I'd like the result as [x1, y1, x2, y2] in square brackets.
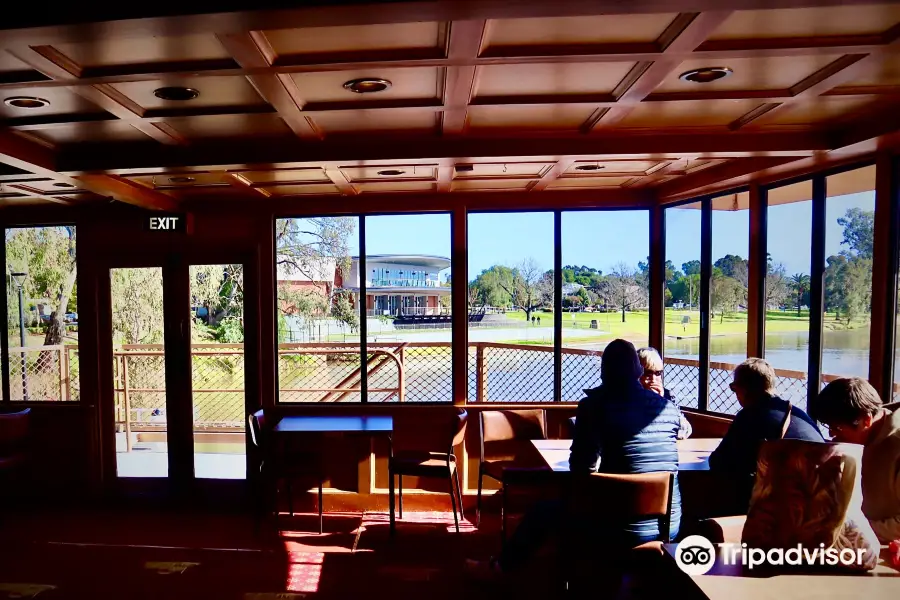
[561, 471, 675, 593]
[248, 410, 324, 534]
[0, 409, 30, 491]
[476, 409, 547, 538]
[389, 408, 468, 533]
[562, 416, 577, 439]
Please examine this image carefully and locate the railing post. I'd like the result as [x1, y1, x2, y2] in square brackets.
[64, 346, 72, 400]
[476, 343, 486, 403]
[397, 345, 406, 402]
[122, 355, 133, 453]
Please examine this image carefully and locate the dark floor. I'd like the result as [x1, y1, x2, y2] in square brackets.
[0, 505, 575, 600]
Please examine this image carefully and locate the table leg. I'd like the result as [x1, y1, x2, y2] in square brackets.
[388, 433, 395, 537]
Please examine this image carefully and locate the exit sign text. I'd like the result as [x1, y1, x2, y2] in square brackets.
[144, 213, 189, 233]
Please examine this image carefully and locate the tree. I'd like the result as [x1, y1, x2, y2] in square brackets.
[470, 265, 515, 307]
[276, 217, 358, 333]
[838, 207, 874, 259]
[682, 260, 701, 276]
[5, 227, 77, 346]
[790, 273, 811, 316]
[765, 262, 790, 310]
[711, 271, 744, 323]
[497, 258, 546, 322]
[599, 263, 644, 323]
[825, 254, 849, 318]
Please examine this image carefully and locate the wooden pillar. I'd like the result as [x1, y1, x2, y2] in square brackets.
[359, 218, 368, 401]
[0, 214, 8, 403]
[554, 211, 562, 401]
[807, 175, 827, 403]
[699, 198, 712, 411]
[747, 184, 768, 358]
[258, 215, 276, 410]
[869, 154, 900, 401]
[649, 205, 666, 352]
[451, 205, 468, 405]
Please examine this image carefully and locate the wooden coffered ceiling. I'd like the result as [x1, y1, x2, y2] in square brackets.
[1, 0, 900, 210]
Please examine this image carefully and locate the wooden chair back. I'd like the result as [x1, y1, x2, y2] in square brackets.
[567, 471, 675, 542]
[0, 408, 30, 454]
[479, 409, 546, 463]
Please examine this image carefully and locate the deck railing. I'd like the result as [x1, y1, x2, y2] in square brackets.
[9, 342, 887, 436]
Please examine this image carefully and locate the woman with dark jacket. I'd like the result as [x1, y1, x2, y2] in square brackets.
[467, 339, 682, 577]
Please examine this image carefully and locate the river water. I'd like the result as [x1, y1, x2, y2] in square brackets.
[663, 326, 887, 379]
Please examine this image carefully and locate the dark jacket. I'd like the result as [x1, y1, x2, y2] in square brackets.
[569, 380, 683, 543]
[708, 395, 824, 503]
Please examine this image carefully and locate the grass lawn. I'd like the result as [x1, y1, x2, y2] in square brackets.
[504, 308, 866, 340]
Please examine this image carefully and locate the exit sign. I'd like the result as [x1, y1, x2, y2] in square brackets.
[144, 213, 190, 233]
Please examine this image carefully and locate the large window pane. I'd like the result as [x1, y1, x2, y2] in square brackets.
[365, 213, 451, 402]
[468, 212, 553, 402]
[765, 181, 813, 409]
[663, 201, 702, 409]
[5, 226, 79, 401]
[275, 217, 361, 402]
[824, 166, 875, 384]
[709, 197, 749, 414]
[561, 211, 649, 400]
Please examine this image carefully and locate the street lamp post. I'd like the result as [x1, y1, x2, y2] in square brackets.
[10, 271, 28, 400]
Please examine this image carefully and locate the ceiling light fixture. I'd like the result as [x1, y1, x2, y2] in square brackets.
[679, 67, 733, 84]
[52, 182, 74, 188]
[575, 164, 605, 171]
[169, 176, 196, 184]
[4, 96, 50, 109]
[377, 169, 405, 176]
[343, 78, 392, 94]
[153, 86, 200, 101]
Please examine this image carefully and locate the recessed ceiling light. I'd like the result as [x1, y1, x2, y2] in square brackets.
[153, 86, 200, 101]
[343, 78, 392, 94]
[377, 170, 406, 176]
[169, 176, 196, 184]
[679, 67, 733, 84]
[52, 182, 74, 188]
[575, 164, 605, 171]
[4, 96, 50, 109]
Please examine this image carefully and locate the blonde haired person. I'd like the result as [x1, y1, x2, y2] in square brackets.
[708, 357, 823, 509]
[637, 347, 692, 439]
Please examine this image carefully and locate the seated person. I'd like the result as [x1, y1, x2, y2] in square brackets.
[708, 358, 823, 508]
[637, 347, 692, 439]
[809, 377, 900, 543]
[468, 339, 683, 577]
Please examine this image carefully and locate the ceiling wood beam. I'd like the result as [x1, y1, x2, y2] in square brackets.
[1, 1, 885, 46]
[56, 131, 826, 173]
[591, 11, 734, 130]
[655, 156, 804, 200]
[5, 46, 186, 145]
[731, 32, 900, 129]
[324, 168, 358, 196]
[183, 186, 655, 214]
[442, 20, 487, 136]
[216, 32, 322, 140]
[437, 165, 453, 193]
[531, 158, 577, 191]
[74, 174, 180, 211]
[3, 184, 73, 205]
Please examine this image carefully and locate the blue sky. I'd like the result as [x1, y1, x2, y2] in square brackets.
[304, 189, 876, 281]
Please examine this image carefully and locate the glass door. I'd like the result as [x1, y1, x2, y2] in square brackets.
[188, 263, 247, 480]
[110, 267, 169, 478]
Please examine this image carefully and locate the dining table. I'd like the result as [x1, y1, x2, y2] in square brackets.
[530, 438, 720, 472]
[272, 415, 395, 532]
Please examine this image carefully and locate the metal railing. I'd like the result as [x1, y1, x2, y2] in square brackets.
[11, 342, 894, 430]
[369, 279, 441, 288]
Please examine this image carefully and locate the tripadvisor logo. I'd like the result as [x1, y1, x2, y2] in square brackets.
[674, 535, 870, 575]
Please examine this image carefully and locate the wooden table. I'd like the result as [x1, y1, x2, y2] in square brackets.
[662, 543, 900, 600]
[273, 415, 395, 532]
[530, 438, 720, 472]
